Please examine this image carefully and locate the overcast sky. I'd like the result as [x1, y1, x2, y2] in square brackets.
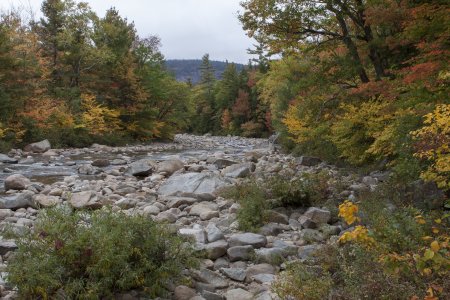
[0, 0, 256, 63]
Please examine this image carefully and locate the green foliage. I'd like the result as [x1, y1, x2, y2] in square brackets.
[222, 181, 269, 232]
[6, 207, 198, 299]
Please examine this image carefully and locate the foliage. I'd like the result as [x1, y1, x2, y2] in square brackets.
[6, 207, 198, 299]
[79, 93, 121, 135]
[411, 104, 450, 191]
[222, 181, 269, 232]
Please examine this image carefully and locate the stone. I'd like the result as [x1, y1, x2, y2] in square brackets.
[254, 248, 285, 264]
[213, 159, 237, 169]
[259, 223, 284, 236]
[92, 159, 110, 167]
[0, 241, 18, 255]
[42, 150, 58, 157]
[245, 264, 276, 282]
[205, 240, 228, 260]
[155, 211, 177, 223]
[221, 163, 253, 178]
[265, 210, 289, 224]
[298, 244, 322, 260]
[229, 233, 267, 248]
[24, 139, 51, 153]
[220, 267, 245, 282]
[0, 191, 35, 209]
[301, 228, 324, 243]
[19, 156, 35, 164]
[179, 227, 206, 244]
[0, 209, 13, 220]
[297, 156, 322, 166]
[191, 269, 229, 289]
[298, 215, 317, 229]
[69, 191, 102, 209]
[174, 285, 197, 300]
[202, 291, 224, 300]
[142, 205, 160, 216]
[206, 223, 224, 242]
[166, 196, 198, 208]
[214, 258, 230, 270]
[4, 174, 31, 191]
[303, 207, 331, 224]
[158, 159, 184, 176]
[0, 154, 18, 164]
[252, 274, 276, 285]
[128, 159, 156, 177]
[227, 246, 254, 262]
[224, 288, 253, 300]
[158, 172, 231, 201]
[190, 203, 219, 221]
[34, 194, 61, 207]
[77, 164, 99, 175]
[111, 159, 127, 165]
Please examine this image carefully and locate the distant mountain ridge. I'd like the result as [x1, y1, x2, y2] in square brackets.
[165, 59, 245, 83]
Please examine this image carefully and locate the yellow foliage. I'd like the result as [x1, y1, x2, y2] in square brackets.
[411, 104, 450, 190]
[0, 123, 5, 139]
[282, 104, 312, 143]
[338, 200, 360, 225]
[79, 94, 121, 135]
[339, 225, 375, 246]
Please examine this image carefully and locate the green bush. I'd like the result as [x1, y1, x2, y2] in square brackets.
[222, 181, 269, 232]
[6, 207, 198, 299]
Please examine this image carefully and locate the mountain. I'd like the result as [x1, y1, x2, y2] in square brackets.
[165, 59, 245, 83]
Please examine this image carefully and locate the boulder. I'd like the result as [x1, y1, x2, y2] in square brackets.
[69, 191, 102, 209]
[0, 191, 35, 209]
[128, 159, 156, 177]
[303, 207, 331, 224]
[34, 194, 61, 207]
[265, 210, 289, 224]
[205, 240, 228, 260]
[158, 172, 231, 201]
[297, 156, 322, 166]
[190, 202, 220, 220]
[158, 159, 184, 176]
[220, 267, 246, 282]
[24, 139, 51, 153]
[221, 163, 254, 178]
[227, 245, 254, 262]
[179, 227, 207, 244]
[245, 264, 276, 282]
[0, 240, 18, 255]
[228, 233, 267, 248]
[174, 285, 197, 300]
[0, 154, 18, 164]
[91, 159, 110, 167]
[206, 223, 224, 242]
[77, 164, 99, 175]
[4, 174, 31, 191]
[224, 289, 253, 300]
[191, 269, 229, 289]
[213, 159, 237, 169]
[165, 196, 198, 208]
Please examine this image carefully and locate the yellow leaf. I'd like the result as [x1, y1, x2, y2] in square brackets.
[432, 227, 439, 234]
[431, 241, 440, 252]
[423, 268, 432, 276]
[434, 218, 442, 224]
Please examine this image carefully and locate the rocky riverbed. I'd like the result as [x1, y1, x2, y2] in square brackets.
[0, 134, 385, 299]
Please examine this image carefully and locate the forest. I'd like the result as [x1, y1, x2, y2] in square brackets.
[0, 0, 449, 298]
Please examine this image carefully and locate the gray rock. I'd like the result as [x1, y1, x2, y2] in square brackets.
[0, 209, 13, 220]
[129, 159, 156, 177]
[191, 269, 229, 289]
[142, 205, 161, 216]
[227, 245, 254, 262]
[174, 285, 197, 300]
[18, 156, 35, 164]
[0, 241, 18, 255]
[4, 174, 31, 191]
[298, 244, 322, 260]
[213, 159, 237, 169]
[254, 248, 285, 264]
[34, 194, 61, 207]
[0, 191, 35, 209]
[202, 291, 224, 300]
[251, 273, 276, 284]
[221, 267, 246, 282]
[297, 156, 322, 166]
[190, 203, 219, 220]
[221, 163, 253, 178]
[301, 228, 325, 243]
[69, 191, 102, 209]
[166, 196, 198, 208]
[0, 154, 18, 164]
[158, 172, 231, 201]
[298, 215, 317, 229]
[229, 233, 267, 248]
[155, 211, 177, 223]
[158, 159, 184, 176]
[205, 240, 228, 260]
[303, 207, 331, 224]
[206, 223, 224, 242]
[24, 139, 51, 153]
[224, 288, 253, 300]
[77, 164, 99, 175]
[259, 223, 284, 236]
[179, 227, 206, 244]
[265, 210, 289, 224]
[92, 159, 110, 167]
[245, 264, 276, 282]
[111, 159, 127, 165]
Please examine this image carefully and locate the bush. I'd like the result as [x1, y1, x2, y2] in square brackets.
[222, 181, 269, 232]
[6, 207, 198, 299]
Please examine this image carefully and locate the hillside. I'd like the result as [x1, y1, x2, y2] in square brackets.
[165, 59, 245, 83]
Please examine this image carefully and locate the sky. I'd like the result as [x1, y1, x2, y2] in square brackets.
[0, 0, 257, 63]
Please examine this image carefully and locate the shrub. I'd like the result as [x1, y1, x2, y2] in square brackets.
[6, 207, 198, 299]
[222, 181, 269, 232]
